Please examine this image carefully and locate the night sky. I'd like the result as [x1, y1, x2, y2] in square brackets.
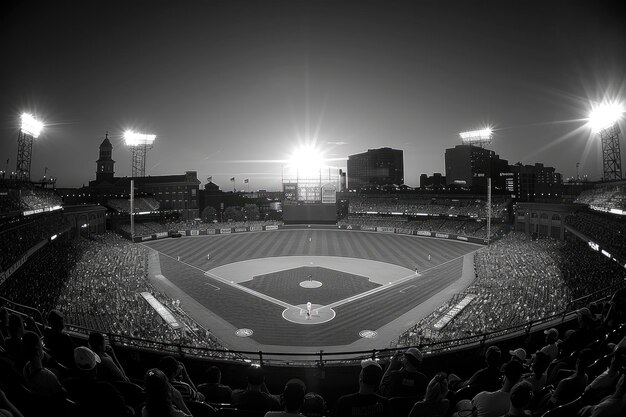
[1, 0, 624, 190]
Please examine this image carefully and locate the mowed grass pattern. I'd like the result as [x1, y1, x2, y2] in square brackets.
[145, 229, 475, 270]
[144, 229, 477, 347]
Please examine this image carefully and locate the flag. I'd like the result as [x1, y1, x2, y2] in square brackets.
[207, 176, 212, 182]
[230, 177, 235, 182]
[244, 178, 249, 183]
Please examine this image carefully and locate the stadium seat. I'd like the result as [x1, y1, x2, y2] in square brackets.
[112, 380, 145, 412]
[449, 384, 483, 404]
[586, 353, 612, 380]
[541, 396, 583, 417]
[388, 396, 418, 417]
[185, 400, 217, 417]
[12, 383, 80, 417]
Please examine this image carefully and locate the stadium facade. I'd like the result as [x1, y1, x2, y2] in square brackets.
[88, 135, 201, 219]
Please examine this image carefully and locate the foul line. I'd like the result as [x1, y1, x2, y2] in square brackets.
[143, 244, 482, 314]
[324, 252, 477, 310]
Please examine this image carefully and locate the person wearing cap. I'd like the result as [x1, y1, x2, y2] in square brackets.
[461, 346, 503, 393]
[62, 346, 131, 417]
[265, 379, 307, 417]
[43, 309, 75, 368]
[508, 348, 527, 365]
[470, 359, 523, 417]
[334, 360, 388, 417]
[539, 328, 560, 361]
[231, 365, 281, 413]
[21, 330, 66, 400]
[584, 345, 626, 403]
[379, 348, 428, 399]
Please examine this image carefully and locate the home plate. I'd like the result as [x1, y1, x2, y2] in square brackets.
[300, 280, 322, 288]
[282, 304, 335, 324]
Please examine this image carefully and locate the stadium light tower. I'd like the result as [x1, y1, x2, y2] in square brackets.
[124, 130, 156, 178]
[459, 127, 493, 148]
[16, 113, 44, 181]
[588, 102, 624, 181]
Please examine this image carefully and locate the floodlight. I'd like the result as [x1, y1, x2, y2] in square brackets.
[288, 144, 325, 171]
[588, 102, 624, 133]
[459, 128, 493, 141]
[123, 130, 156, 146]
[20, 113, 44, 138]
[124, 130, 156, 178]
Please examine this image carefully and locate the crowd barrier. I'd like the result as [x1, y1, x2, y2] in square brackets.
[132, 223, 488, 244]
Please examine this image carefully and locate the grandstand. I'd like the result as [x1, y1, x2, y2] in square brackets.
[575, 181, 626, 215]
[1, 190, 626, 417]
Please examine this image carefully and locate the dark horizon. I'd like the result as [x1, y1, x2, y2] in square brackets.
[1, 0, 624, 191]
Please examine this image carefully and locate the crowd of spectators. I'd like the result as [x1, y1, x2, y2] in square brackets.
[348, 196, 510, 220]
[338, 216, 509, 240]
[575, 184, 626, 211]
[0, 186, 62, 217]
[0, 212, 67, 274]
[0, 188, 22, 215]
[398, 231, 626, 349]
[0, 235, 75, 316]
[565, 212, 626, 262]
[1, 294, 625, 416]
[18, 188, 62, 212]
[106, 198, 160, 214]
[398, 233, 573, 345]
[54, 232, 227, 355]
[557, 237, 626, 301]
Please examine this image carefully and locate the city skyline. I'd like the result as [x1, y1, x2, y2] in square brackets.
[1, 0, 624, 191]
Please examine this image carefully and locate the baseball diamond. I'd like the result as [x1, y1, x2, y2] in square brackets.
[142, 228, 481, 352]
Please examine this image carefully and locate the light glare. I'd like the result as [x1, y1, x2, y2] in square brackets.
[20, 113, 44, 138]
[124, 130, 156, 146]
[459, 128, 493, 141]
[588, 102, 624, 133]
[288, 144, 324, 171]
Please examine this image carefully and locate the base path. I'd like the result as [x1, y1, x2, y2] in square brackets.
[147, 250, 479, 352]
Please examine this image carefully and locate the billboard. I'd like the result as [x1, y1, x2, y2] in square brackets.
[283, 183, 298, 201]
[283, 203, 337, 224]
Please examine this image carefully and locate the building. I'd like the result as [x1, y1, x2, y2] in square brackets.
[509, 162, 563, 202]
[95, 133, 115, 183]
[87, 134, 200, 219]
[347, 147, 403, 191]
[419, 173, 446, 190]
[444, 145, 509, 191]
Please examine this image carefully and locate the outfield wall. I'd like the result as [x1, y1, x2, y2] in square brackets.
[282, 203, 337, 224]
[132, 223, 487, 245]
